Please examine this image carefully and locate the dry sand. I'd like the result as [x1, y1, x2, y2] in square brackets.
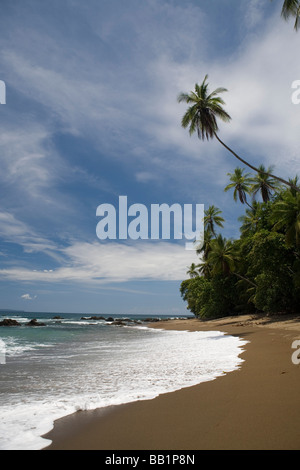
[44, 314, 300, 450]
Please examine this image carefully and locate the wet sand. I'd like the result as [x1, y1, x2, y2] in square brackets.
[44, 314, 300, 450]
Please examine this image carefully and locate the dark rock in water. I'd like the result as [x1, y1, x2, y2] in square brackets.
[81, 316, 105, 320]
[105, 317, 114, 322]
[143, 317, 161, 322]
[26, 319, 46, 326]
[0, 318, 21, 326]
[53, 315, 63, 319]
[111, 320, 126, 326]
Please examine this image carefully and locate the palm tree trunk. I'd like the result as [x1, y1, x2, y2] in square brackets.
[233, 272, 257, 287]
[214, 133, 300, 193]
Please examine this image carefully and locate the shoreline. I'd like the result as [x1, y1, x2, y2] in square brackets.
[44, 314, 300, 450]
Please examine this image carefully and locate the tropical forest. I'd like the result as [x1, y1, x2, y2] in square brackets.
[178, 25, 300, 318]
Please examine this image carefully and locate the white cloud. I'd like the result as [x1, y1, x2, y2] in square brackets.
[0, 240, 199, 284]
[21, 293, 37, 300]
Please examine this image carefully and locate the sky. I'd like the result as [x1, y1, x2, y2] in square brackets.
[0, 0, 299, 315]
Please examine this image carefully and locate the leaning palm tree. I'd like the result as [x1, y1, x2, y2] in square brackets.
[178, 75, 300, 193]
[251, 164, 282, 203]
[224, 167, 253, 208]
[204, 205, 224, 237]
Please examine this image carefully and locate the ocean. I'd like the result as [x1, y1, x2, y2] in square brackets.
[0, 311, 248, 450]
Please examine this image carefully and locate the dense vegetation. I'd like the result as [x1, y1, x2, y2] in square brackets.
[177, 53, 300, 318]
[180, 174, 300, 318]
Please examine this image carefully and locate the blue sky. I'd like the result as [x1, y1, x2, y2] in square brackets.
[0, 0, 299, 315]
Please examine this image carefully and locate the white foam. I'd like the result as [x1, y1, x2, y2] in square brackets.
[0, 328, 248, 450]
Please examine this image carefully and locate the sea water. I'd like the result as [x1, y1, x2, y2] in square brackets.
[0, 312, 248, 450]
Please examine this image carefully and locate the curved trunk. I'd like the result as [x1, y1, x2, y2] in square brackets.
[233, 272, 257, 287]
[214, 133, 300, 193]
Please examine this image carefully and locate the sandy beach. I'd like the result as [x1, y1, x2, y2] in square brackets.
[44, 314, 300, 450]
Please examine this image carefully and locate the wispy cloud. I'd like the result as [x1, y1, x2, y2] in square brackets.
[0, 240, 198, 284]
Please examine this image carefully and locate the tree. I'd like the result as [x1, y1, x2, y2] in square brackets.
[186, 263, 199, 278]
[224, 167, 253, 208]
[271, 191, 300, 246]
[207, 234, 257, 286]
[238, 202, 261, 236]
[178, 75, 300, 193]
[196, 229, 213, 260]
[251, 164, 281, 202]
[204, 205, 224, 236]
[207, 235, 237, 276]
[279, 0, 300, 30]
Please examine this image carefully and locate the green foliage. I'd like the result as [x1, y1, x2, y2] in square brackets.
[180, 276, 237, 319]
[180, 176, 300, 318]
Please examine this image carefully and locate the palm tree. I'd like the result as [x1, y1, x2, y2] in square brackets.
[197, 258, 212, 278]
[207, 235, 236, 276]
[207, 235, 257, 286]
[288, 175, 300, 196]
[196, 229, 213, 260]
[204, 205, 224, 236]
[272, 192, 300, 246]
[178, 75, 300, 193]
[251, 164, 281, 203]
[224, 167, 253, 208]
[187, 263, 200, 278]
[238, 202, 261, 236]
[280, 0, 300, 30]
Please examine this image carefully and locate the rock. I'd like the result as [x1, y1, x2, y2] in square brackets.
[81, 316, 105, 320]
[111, 320, 126, 326]
[53, 315, 63, 319]
[26, 319, 45, 327]
[0, 318, 20, 326]
[143, 317, 161, 322]
[105, 317, 114, 322]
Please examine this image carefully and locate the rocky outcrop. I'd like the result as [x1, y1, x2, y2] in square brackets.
[0, 318, 20, 326]
[81, 316, 106, 320]
[26, 319, 46, 326]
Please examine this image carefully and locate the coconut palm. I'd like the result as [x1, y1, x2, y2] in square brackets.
[251, 164, 282, 203]
[272, 192, 300, 246]
[280, 0, 300, 30]
[186, 263, 200, 278]
[207, 235, 236, 276]
[207, 235, 257, 286]
[197, 258, 212, 278]
[224, 167, 253, 208]
[238, 202, 261, 236]
[196, 229, 213, 260]
[204, 205, 224, 236]
[178, 75, 300, 193]
[288, 175, 300, 196]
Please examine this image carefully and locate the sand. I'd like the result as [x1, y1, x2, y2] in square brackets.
[44, 314, 300, 450]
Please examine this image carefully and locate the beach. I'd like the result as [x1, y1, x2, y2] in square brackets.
[44, 314, 300, 450]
